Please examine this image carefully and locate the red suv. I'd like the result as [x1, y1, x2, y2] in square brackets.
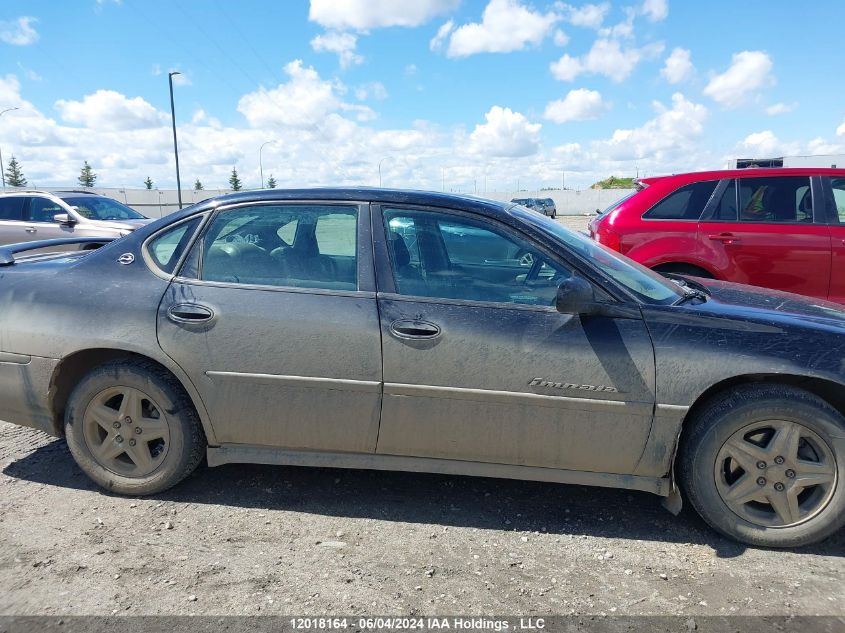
[588, 168, 845, 302]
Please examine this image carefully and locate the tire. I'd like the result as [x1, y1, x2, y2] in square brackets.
[64, 360, 206, 495]
[679, 384, 845, 547]
[653, 263, 713, 279]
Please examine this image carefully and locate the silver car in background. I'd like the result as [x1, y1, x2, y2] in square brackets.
[0, 190, 151, 247]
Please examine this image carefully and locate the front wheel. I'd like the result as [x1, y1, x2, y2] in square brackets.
[64, 360, 206, 495]
[678, 385, 844, 547]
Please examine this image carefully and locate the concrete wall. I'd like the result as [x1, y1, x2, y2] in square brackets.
[47, 187, 636, 218]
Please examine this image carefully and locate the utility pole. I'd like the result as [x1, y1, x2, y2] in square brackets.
[168, 72, 183, 209]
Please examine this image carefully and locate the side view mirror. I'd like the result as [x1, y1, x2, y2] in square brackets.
[594, 208, 601, 214]
[54, 213, 77, 226]
[555, 276, 597, 315]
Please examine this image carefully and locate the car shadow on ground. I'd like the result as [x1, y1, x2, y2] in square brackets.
[4, 438, 844, 559]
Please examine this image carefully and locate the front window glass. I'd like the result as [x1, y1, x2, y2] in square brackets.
[62, 196, 145, 221]
[510, 206, 683, 305]
[737, 176, 813, 223]
[27, 198, 64, 223]
[830, 178, 845, 223]
[643, 180, 718, 220]
[384, 209, 570, 307]
[198, 205, 358, 290]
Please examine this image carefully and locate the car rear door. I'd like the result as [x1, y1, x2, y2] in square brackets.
[697, 175, 831, 298]
[156, 201, 383, 453]
[372, 203, 656, 475]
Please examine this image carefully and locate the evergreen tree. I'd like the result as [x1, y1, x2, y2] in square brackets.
[229, 166, 242, 191]
[4, 155, 27, 187]
[266, 174, 277, 189]
[143, 176, 154, 190]
[78, 161, 97, 187]
[193, 179, 203, 191]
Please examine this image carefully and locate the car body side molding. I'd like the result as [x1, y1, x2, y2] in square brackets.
[206, 445, 672, 496]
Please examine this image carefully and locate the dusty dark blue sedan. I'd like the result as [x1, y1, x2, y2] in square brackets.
[0, 188, 842, 547]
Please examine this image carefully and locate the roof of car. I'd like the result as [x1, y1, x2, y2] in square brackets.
[186, 187, 516, 219]
[638, 167, 845, 186]
[0, 189, 105, 198]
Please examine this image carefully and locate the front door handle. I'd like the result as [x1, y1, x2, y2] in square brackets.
[390, 319, 441, 339]
[708, 232, 740, 245]
[25, 227, 37, 234]
[167, 303, 215, 324]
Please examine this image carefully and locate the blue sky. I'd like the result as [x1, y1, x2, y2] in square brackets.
[1, 0, 844, 191]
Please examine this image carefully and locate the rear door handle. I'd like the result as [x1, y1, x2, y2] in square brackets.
[390, 319, 441, 339]
[25, 227, 37, 234]
[708, 232, 740, 244]
[166, 303, 215, 324]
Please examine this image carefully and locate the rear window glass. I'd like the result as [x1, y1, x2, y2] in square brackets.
[832, 177, 845, 223]
[147, 217, 201, 274]
[738, 176, 812, 223]
[0, 197, 25, 221]
[643, 180, 718, 220]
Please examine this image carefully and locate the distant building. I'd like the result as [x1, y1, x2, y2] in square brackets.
[726, 154, 844, 169]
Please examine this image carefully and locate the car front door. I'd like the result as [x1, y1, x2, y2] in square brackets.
[23, 196, 76, 242]
[156, 201, 383, 453]
[825, 176, 845, 303]
[697, 176, 831, 298]
[372, 205, 656, 474]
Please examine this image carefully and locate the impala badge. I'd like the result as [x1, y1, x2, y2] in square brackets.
[529, 377, 619, 393]
[117, 253, 135, 265]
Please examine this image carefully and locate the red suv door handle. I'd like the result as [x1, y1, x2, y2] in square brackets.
[709, 233, 740, 245]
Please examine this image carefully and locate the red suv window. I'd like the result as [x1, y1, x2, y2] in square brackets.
[643, 180, 719, 220]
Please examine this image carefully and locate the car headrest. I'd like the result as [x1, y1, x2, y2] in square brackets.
[388, 231, 411, 268]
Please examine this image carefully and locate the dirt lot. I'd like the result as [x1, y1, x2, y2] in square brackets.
[0, 215, 843, 618]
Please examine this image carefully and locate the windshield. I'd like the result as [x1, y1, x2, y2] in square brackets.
[511, 206, 683, 305]
[63, 196, 145, 221]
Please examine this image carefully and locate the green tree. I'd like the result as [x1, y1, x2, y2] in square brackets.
[143, 176, 154, 190]
[228, 166, 242, 191]
[266, 174, 277, 189]
[193, 179, 203, 191]
[78, 161, 97, 187]
[4, 155, 27, 187]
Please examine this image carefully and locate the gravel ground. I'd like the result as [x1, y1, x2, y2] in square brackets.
[0, 214, 843, 618]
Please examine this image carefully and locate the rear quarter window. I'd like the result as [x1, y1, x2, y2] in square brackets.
[643, 180, 718, 220]
[147, 217, 202, 274]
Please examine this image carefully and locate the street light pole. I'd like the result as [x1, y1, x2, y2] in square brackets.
[259, 140, 275, 188]
[0, 107, 20, 189]
[168, 72, 183, 209]
[378, 157, 390, 188]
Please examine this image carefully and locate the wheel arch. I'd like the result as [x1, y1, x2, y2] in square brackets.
[651, 261, 718, 279]
[49, 347, 218, 445]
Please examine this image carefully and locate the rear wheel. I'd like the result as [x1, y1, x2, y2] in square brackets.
[679, 385, 844, 547]
[64, 360, 206, 495]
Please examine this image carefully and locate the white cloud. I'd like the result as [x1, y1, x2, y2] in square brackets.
[552, 29, 569, 46]
[429, 20, 454, 51]
[661, 48, 693, 84]
[838, 118, 845, 137]
[237, 60, 345, 128]
[551, 38, 663, 83]
[55, 90, 166, 131]
[593, 93, 708, 161]
[704, 51, 774, 108]
[556, 3, 609, 29]
[355, 81, 388, 101]
[544, 89, 606, 123]
[468, 106, 541, 157]
[641, 0, 668, 22]
[735, 130, 801, 157]
[444, 0, 557, 57]
[309, 0, 458, 30]
[765, 102, 796, 115]
[0, 16, 38, 46]
[310, 31, 363, 68]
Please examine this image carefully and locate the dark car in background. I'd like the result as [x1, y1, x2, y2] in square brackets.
[1, 188, 844, 547]
[511, 197, 556, 218]
[588, 168, 845, 302]
[0, 190, 151, 248]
